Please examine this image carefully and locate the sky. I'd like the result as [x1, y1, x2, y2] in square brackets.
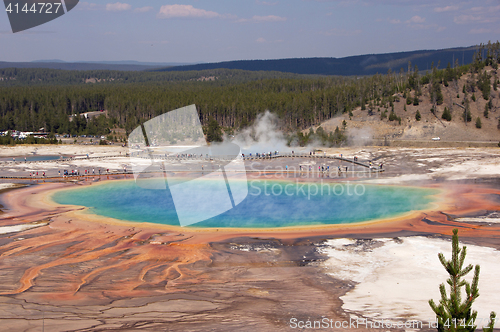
[0, 0, 499, 63]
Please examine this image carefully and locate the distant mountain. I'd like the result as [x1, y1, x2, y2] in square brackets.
[34, 59, 67, 63]
[0, 60, 194, 71]
[157, 46, 478, 76]
[1, 45, 479, 74]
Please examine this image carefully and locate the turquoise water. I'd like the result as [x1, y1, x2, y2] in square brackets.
[52, 179, 438, 228]
[25, 155, 64, 161]
[1, 155, 65, 162]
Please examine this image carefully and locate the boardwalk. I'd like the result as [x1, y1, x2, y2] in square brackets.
[0, 152, 383, 180]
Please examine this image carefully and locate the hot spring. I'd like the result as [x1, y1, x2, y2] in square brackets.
[51, 179, 439, 228]
[1, 155, 65, 162]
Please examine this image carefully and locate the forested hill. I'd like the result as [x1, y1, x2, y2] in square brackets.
[0, 68, 317, 86]
[158, 46, 478, 76]
[0, 42, 498, 145]
[0, 61, 192, 71]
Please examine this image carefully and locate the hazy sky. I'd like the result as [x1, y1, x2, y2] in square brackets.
[1, 0, 499, 63]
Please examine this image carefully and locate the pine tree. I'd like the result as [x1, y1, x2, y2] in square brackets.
[483, 312, 497, 332]
[415, 110, 421, 121]
[381, 109, 387, 120]
[205, 117, 223, 142]
[429, 229, 496, 332]
[389, 110, 399, 121]
[476, 117, 482, 129]
[442, 107, 452, 121]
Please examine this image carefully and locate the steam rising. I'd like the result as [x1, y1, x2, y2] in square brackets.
[230, 111, 291, 153]
[347, 126, 373, 146]
[229, 111, 374, 152]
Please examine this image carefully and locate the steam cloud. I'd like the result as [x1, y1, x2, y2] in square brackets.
[229, 111, 292, 154]
[347, 126, 373, 146]
[228, 111, 374, 152]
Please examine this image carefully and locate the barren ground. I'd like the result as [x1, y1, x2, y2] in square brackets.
[0, 145, 499, 332]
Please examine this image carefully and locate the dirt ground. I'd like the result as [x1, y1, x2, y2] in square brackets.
[318, 66, 500, 146]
